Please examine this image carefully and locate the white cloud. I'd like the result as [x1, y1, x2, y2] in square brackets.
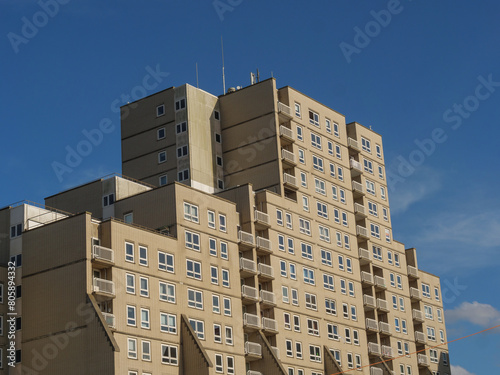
[446, 302, 500, 329]
[450, 365, 476, 375]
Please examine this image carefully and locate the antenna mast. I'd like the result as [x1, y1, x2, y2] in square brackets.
[196, 63, 199, 88]
[221, 36, 226, 94]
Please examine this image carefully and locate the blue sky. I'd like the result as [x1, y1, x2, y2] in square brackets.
[2, 1, 499, 373]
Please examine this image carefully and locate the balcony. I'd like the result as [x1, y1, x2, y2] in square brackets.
[243, 313, 261, 330]
[352, 180, 365, 197]
[377, 298, 389, 312]
[256, 236, 272, 255]
[370, 368, 383, 375]
[283, 173, 298, 190]
[415, 331, 426, 344]
[368, 342, 381, 356]
[271, 346, 280, 359]
[379, 321, 391, 336]
[410, 287, 421, 301]
[238, 230, 255, 249]
[102, 312, 116, 329]
[361, 271, 374, 285]
[241, 285, 260, 304]
[366, 318, 379, 332]
[407, 265, 419, 279]
[354, 203, 367, 219]
[277, 101, 293, 120]
[356, 225, 369, 239]
[363, 295, 376, 310]
[262, 317, 278, 333]
[258, 263, 274, 280]
[248, 371, 263, 375]
[281, 149, 296, 167]
[279, 125, 294, 144]
[350, 159, 363, 177]
[374, 276, 387, 290]
[240, 258, 258, 278]
[260, 290, 277, 308]
[381, 345, 394, 358]
[245, 341, 262, 359]
[254, 210, 271, 229]
[359, 247, 372, 264]
[92, 278, 116, 300]
[348, 137, 361, 152]
[412, 309, 425, 322]
[418, 354, 430, 367]
[92, 245, 114, 265]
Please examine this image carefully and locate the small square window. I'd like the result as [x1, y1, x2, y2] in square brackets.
[216, 156, 223, 166]
[175, 98, 186, 111]
[176, 121, 187, 134]
[159, 175, 167, 186]
[156, 104, 165, 117]
[214, 110, 220, 120]
[157, 127, 166, 139]
[158, 151, 167, 163]
[215, 133, 222, 143]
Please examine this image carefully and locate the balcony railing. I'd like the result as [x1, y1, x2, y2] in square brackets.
[262, 317, 278, 332]
[418, 354, 430, 367]
[92, 245, 114, 263]
[243, 313, 261, 329]
[356, 225, 369, 239]
[377, 298, 389, 312]
[410, 287, 421, 300]
[354, 203, 367, 217]
[93, 278, 115, 296]
[248, 371, 263, 375]
[412, 309, 425, 322]
[350, 159, 363, 176]
[258, 263, 274, 279]
[283, 173, 298, 189]
[256, 236, 272, 252]
[379, 321, 391, 335]
[242, 285, 259, 301]
[361, 271, 374, 285]
[277, 101, 292, 118]
[281, 149, 296, 165]
[374, 276, 387, 290]
[370, 368, 383, 375]
[415, 331, 426, 344]
[347, 137, 360, 151]
[359, 247, 372, 264]
[381, 345, 393, 358]
[254, 210, 270, 227]
[366, 318, 379, 332]
[271, 346, 280, 359]
[102, 312, 116, 329]
[279, 125, 294, 142]
[260, 290, 276, 306]
[240, 258, 257, 276]
[407, 265, 419, 278]
[363, 295, 376, 309]
[245, 341, 262, 356]
[368, 342, 381, 355]
[238, 230, 254, 247]
[352, 180, 364, 195]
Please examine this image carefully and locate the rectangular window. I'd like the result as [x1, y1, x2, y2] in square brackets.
[280, 260, 287, 277]
[364, 159, 373, 173]
[211, 266, 219, 285]
[227, 356, 235, 375]
[376, 144, 382, 158]
[176, 121, 187, 133]
[307, 318, 319, 336]
[189, 319, 205, 340]
[330, 163, 336, 178]
[209, 238, 217, 256]
[422, 283, 431, 298]
[383, 207, 389, 221]
[342, 211, 348, 227]
[286, 340, 293, 357]
[159, 174, 167, 186]
[177, 145, 188, 158]
[301, 243, 313, 260]
[312, 155, 324, 171]
[161, 344, 178, 365]
[178, 169, 189, 181]
[140, 277, 149, 297]
[370, 223, 380, 238]
[289, 263, 296, 279]
[284, 312, 291, 330]
[223, 297, 231, 316]
[337, 166, 344, 181]
[188, 289, 203, 309]
[127, 305, 136, 326]
[156, 104, 165, 117]
[300, 171, 307, 187]
[158, 151, 167, 163]
[309, 345, 321, 362]
[141, 308, 150, 329]
[139, 246, 148, 266]
[314, 178, 326, 195]
[212, 294, 220, 314]
[288, 238, 295, 255]
[303, 268, 315, 285]
[348, 281, 355, 297]
[220, 242, 228, 260]
[297, 126, 303, 140]
[127, 338, 137, 359]
[328, 141, 334, 156]
[302, 195, 309, 212]
[208, 210, 216, 229]
[175, 98, 186, 111]
[160, 313, 177, 334]
[213, 324, 222, 343]
[102, 194, 115, 207]
[184, 202, 199, 223]
[323, 273, 334, 291]
[278, 234, 285, 252]
[219, 214, 226, 231]
[299, 218, 311, 235]
[158, 251, 174, 272]
[126, 273, 135, 294]
[295, 103, 301, 117]
[430, 349, 438, 363]
[340, 189, 346, 204]
[296, 342, 303, 359]
[225, 326, 233, 345]
[321, 249, 332, 266]
[335, 144, 341, 159]
[276, 209, 283, 226]
[305, 293, 317, 310]
[366, 180, 375, 195]
[186, 259, 202, 280]
[317, 202, 328, 219]
[373, 246, 382, 261]
[159, 281, 175, 303]
[291, 288, 298, 305]
[157, 127, 166, 139]
[309, 110, 320, 127]
[361, 137, 371, 152]
[327, 323, 339, 340]
[142, 340, 151, 361]
[326, 119, 332, 133]
[333, 122, 340, 137]
[125, 242, 134, 263]
[325, 298, 336, 315]
[221, 269, 229, 287]
[379, 165, 384, 179]
[285, 212, 293, 229]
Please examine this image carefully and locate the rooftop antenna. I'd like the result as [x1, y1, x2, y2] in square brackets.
[256, 68, 260, 82]
[221, 36, 226, 94]
[250, 72, 256, 85]
[196, 62, 199, 88]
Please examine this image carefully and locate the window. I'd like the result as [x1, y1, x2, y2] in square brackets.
[296, 342, 303, 359]
[293, 315, 300, 332]
[213, 324, 222, 343]
[335, 144, 341, 159]
[315, 178, 326, 195]
[353, 330, 360, 345]
[383, 207, 389, 221]
[440, 330, 445, 343]
[429, 349, 438, 363]
[341, 211, 348, 226]
[178, 169, 189, 181]
[159, 174, 167, 186]
[276, 209, 283, 226]
[212, 294, 220, 314]
[288, 238, 295, 255]
[126, 273, 135, 294]
[309, 110, 320, 127]
[390, 273, 395, 287]
[291, 288, 298, 305]
[350, 305, 357, 320]
[321, 249, 332, 266]
[219, 214, 226, 231]
[326, 119, 332, 133]
[337, 166, 344, 181]
[303, 267, 315, 284]
[184, 202, 199, 223]
[207, 210, 216, 229]
[187, 289, 203, 309]
[175, 98, 186, 111]
[328, 141, 334, 156]
[348, 281, 355, 297]
[366, 180, 375, 195]
[158, 251, 174, 272]
[342, 303, 349, 319]
[221, 269, 229, 287]
[157, 127, 166, 139]
[156, 104, 165, 117]
[394, 253, 400, 266]
[280, 260, 287, 277]
[141, 308, 150, 329]
[323, 274, 334, 291]
[334, 209, 340, 224]
[336, 232, 342, 247]
[297, 125, 303, 140]
[422, 283, 431, 298]
[375, 144, 382, 157]
[305, 292, 317, 310]
[278, 235, 285, 252]
[399, 296, 405, 311]
[425, 305, 434, 319]
[330, 163, 336, 178]
[379, 165, 384, 179]
[186, 259, 202, 280]
[309, 345, 321, 362]
[127, 338, 137, 359]
[158, 151, 167, 163]
[437, 308, 443, 322]
[227, 356, 235, 375]
[325, 298, 336, 315]
[370, 223, 380, 238]
[298, 148, 305, 164]
[284, 312, 291, 330]
[402, 319, 407, 334]
[142, 340, 151, 361]
[285, 212, 293, 229]
[161, 344, 178, 365]
[177, 145, 188, 158]
[140, 277, 149, 297]
[220, 242, 228, 260]
[317, 202, 328, 218]
[333, 122, 340, 137]
[189, 319, 205, 340]
[373, 246, 382, 261]
[159, 281, 175, 303]
[300, 171, 307, 187]
[302, 195, 309, 212]
[214, 110, 220, 120]
[127, 305, 136, 326]
[327, 323, 339, 340]
[209, 238, 217, 257]
[346, 257, 352, 272]
[307, 319, 319, 336]
[210, 266, 219, 285]
[368, 201, 378, 216]
[160, 313, 177, 333]
[223, 297, 231, 316]
[295, 103, 301, 117]
[286, 340, 293, 357]
[312, 155, 324, 171]
[338, 255, 344, 270]
[361, 137, 371, 152]
[395, 318, 400, 332]
[355, 354, 362, 370]
[387, 251, 393, 265]
[332, 349, 341, 366]
[435, 287, 440, 301]
[397, 341, 403, 355]
[299, 218, 311, 235]
[139, 246, 148, 266]
[364, 159, 373, 173]
[176, 121, 187, 133]
[289, 263, 297, 279]
[301, 243, 313, 260]
[339, 189, 346, 204]
[225, 326, 233, 345]
[125, 242, 134, 263]
[427, 326, 436, 341]
[381, 186, 386, 200]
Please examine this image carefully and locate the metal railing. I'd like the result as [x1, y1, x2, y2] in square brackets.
[407, 265, 419, 278]
[240, 258, 257, 274]
[93, 245, 114, 263]
[102, 312, 116, 329]
[260, 290, 276, 305]
[281, 149, 296, 164]
[347, 137, 360, 151]
[354, 203, 366, 216]
[279, 125, 294, 139]
[366, 318, 378, 331]
[413, 309, 425, 321]
[379, 321, 391, 335]
[359, 248, 371, 262]
[277, 101, 292, 117]
[93, 278, 115, 296]
[410, 287, 421, 300]
[258, 263, 274, 278]
[368, 342, 381, 355]
[350, 159, 363, 171]
[377, 298, 389, 311]
[352, 180, 364, 193]
[242, 285, 259, 300]
[239, 230, 254, 246]
[256, 237, 271, 251]
[262, 317, 278, 332]
[356, 225, 368, 238]
[243, 313, 260, 329]
[283, 173, 297, 188]
[361, 271, 374, 284]
[245, 341, 262, 356]
[374, 276, 387, 289]
[254, 210, 270, 226]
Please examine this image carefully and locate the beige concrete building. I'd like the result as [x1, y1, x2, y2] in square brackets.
[0, 78, 450, 375]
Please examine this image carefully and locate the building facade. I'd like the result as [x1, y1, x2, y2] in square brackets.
[0, 78, 450, 375]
